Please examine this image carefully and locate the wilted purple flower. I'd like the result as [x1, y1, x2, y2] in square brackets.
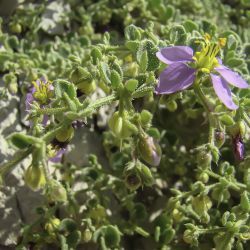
[155, 37, 248, 110]
[232, 134, 244, 161]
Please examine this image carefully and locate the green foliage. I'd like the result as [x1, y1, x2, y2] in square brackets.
[0, 0, 250, 249]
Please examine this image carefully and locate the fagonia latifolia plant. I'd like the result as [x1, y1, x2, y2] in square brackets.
[0, 0, 250, 249]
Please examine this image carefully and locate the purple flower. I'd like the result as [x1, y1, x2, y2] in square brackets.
[25, 77, 53, 126]
[155, 40, 248, 110]
[49, 148, 67, 163]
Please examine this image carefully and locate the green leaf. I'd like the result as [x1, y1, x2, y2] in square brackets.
[54, 80, 77, 99]
[136, 40, 159, 71]
[99, 62, 111, 85]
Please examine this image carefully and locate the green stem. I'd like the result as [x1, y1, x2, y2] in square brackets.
[0, 147, 32, 180]
[198, 227, 227, 234]
[35, 106, 68, 115]
[205, 169, 247, 191]
[193, 80, 212, 113]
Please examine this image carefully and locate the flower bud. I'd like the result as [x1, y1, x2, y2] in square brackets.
[219, 114, 234, 126]
[70, 67, 90, 84]
[123, 62, 139, 77]
[166, 100, 178, 112]
[138, 163, 154, 186]
[214, 129, 225, 148]
[109, 111, 138, 139]
[140, 110, 152, 125]
[172, 208, 183, 222]
[10, 23, 22, 33]
[70, 67, 96, 95]
[200, 212, 210, 224]
[82, 228, 92, 242]
[137, 136, 162, 166]
[230, 120, 246, 137]
[240, 191, 250, 212]
[232, 134, 244, 162]
[210, 145, 220, 164]
[46, 179, 67, 203]
[24, 165, 46, 191]
[183, 229, 197, 245]
[77, 79, 96, 95]
[197, 151, 212, 169]
[125, 79, 138, 92]
[196, 172, 209, 183]
[45, 217, 60, 234]
[191, 195, 212, 216]
[55, 126, 74, 142]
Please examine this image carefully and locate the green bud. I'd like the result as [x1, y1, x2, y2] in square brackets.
[219, 114, 234, 126]
[138, 162, 154, 186]
[183, 229, 198, 245]
[125, 79, 138, 92]
[200, 212, 210, 224]
[108, 112, 138, 139]
[137, 136, 162, 166]
[197, 151, 212, 169]
[77, 79, 96, 95]
[55, 126, 74, 142]
[10, 23, 22, 34]
[191, 195, 212, 216]
[214, 130, 225, 148]
[140, 110, 152, 125]
[70, 67, 91, 84]
[82, 229, 92, 242]
[24, 165, 46, 191]
[45, 217, 60, 234]
[197, 172, 209, 183]
[46, 179, 67, 203]
[70, 67, 96, 95]
[123, 62, 139, 78]
[240, 191, 250, 212]
[238, 121, 246, 137]
[210, 145, 220, 164]
[172, 208, 183, 222]
[166, 100, 178, 112]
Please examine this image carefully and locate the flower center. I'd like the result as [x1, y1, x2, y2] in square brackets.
[193, 34, 226, 73]
[33, 78, 54, 104]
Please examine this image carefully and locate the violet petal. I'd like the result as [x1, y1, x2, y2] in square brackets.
[215, 65, 248, 89]
[25, 93, 34, 111]
[49, 148, 67, 163]
[156, 46, 194, 64]
[155, 62, 196, 94]
[210, 74, 238, 110]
